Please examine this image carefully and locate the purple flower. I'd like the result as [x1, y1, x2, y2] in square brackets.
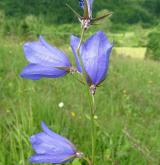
[71, 31, 113, 94]
[79, 0, 84, 8]
[20, 36, 75, 80]
[29, 122, 83, 164]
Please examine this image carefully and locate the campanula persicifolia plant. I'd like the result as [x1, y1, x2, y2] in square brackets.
[20, 0, 112, 164]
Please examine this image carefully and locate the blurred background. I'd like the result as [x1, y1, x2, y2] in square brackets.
[0, 0, 160, 165]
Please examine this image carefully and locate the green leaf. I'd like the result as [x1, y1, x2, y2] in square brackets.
[72, 159, 82, 165]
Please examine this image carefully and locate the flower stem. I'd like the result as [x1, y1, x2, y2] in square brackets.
[76, 26, 96, 165]
[76, 26, 86, 78]
[83, 157, 93, 165]
[76, 27, 85, 53]
[90, 94, 96, 165]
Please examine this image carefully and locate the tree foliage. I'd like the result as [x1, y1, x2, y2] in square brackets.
[147, 32, 160, 60]
[0, 0, 159, 25]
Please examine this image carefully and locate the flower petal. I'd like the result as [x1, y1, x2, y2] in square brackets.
[80, 31, 112, 85]
[29, 123, 80, 164]
[70, 35, 82, 72]
[30, 122, 76, 157]
[30, 133, 75, 156]
[29, 153, 75, 164]
[20, 64, 67, 80]
[23, 36, 71, 67]
[94, 46, 112, 85]
[39, 36, 70, 66]
[41, 122, 76, 151]
[79, 0, 84, 8]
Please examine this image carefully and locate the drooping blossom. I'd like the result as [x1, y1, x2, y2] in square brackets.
[20, 36, 77, 80]
[71, 31, 113, 94]
[29, 122, 83, 164]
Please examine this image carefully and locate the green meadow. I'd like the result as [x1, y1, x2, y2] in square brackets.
[0, 27, 160, 165]
[0, 0, 160, 165]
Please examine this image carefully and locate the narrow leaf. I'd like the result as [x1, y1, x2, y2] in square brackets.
[66, 3, 82, 19]
[92, 12, 112, 23]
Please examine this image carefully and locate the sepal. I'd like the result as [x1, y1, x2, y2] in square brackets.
[91, 12, 112, 24]
[83, 0, 90, 18]
[66, 3, 82, 19]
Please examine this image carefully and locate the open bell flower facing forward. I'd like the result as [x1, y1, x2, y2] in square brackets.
[71, 31, 113, 94]
[20, 36, 77, 80]
[29, 122, 83, 164]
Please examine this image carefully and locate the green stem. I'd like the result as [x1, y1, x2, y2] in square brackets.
[76, 26, 88, 87]
[90, 94, 96, 165]
[76, 27, 85, 53]
[76, 26, 96, 165]
[83, 157, 93, 165]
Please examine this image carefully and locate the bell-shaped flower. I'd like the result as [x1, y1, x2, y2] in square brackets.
[20, 36, 76, 80]
[71, 31, 113, 94]
[29, 122, 83, 164]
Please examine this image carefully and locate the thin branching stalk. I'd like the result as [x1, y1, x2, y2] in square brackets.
[76, 26, 96, 165]
[83, 157, 93, 165]
[90, 94, 96, 164]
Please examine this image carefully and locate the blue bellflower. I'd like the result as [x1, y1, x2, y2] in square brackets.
[20, 36, 77, 80]
[71, 31, 113, 94]
[29, 122, 83, 164]
[79, 0, 84, 8]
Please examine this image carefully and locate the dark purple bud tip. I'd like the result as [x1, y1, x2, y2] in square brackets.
[79, 0, 84, 8]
